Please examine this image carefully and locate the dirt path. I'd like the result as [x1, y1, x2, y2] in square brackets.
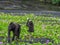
[0, 10, 60, 16]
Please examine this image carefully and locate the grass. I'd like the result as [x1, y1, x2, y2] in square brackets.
[0, 13, 60, 45]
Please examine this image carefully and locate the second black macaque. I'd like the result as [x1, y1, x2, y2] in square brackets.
[8, 22, 21, 43]
[26, 19, 34, 33]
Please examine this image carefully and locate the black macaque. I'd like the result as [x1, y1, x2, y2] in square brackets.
[26, 19, 34, 33]
[8, 22, 21, 43]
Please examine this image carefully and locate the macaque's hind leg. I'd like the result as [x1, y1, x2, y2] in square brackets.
[17, 25, 20, 39]
[16, 30, 20, 41]
[8, 30, 11, 43]
[12, 33, 15, 41]
[17, 32, 20, 39]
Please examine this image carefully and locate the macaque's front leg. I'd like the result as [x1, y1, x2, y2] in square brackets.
[8, 30, 10, 43]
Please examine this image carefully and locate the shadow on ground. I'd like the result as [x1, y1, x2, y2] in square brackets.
[0, 36, 53, 45]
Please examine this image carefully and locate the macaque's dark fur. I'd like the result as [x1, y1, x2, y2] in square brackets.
[8, 22, 21, 42]
[26, 19, 34, 32]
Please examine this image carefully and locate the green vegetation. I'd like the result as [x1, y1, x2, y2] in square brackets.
[52, 0, 60, 5]
[0, 13, 60, 45]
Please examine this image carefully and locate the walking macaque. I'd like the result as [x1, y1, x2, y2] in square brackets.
[8, 22, 21, 42]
